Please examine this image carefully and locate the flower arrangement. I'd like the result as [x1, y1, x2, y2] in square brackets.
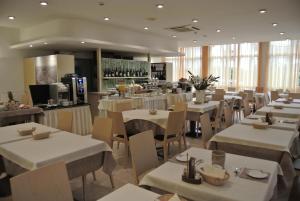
[188, 71, 219, 90]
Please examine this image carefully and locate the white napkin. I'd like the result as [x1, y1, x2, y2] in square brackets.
[168, 194, 181, 201]
[203, 164, 226, 179]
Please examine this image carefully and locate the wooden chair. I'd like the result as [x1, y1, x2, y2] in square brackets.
[244, 90, 254, 103]
[107, 111, 130, 156]
[255, 95, 265, 110]
[270, 91, 279, 101]
[211, 100, 224, 132]
[10, 162, 73, 201]
[227, 87, 236, 92]
[224, 108, 234, 128]
[255, 86, 264, 93]
[174, 102, 188, 149]
[215, 88, 225, 95]
[212, 94, 224, 101]
[276, 89, 284, 93]
[199, 113, 214, 148]
[243, 98, 251, 117]
[115, 101, 132, 112]
[154, 111, 185, 161]
[129, 130, 159, 184]
[57, 110, 73, 132]
[288, 176, 300, 201]
[289, 93, 300, 99]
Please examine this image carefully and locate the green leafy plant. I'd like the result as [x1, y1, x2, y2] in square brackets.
[188, 71, 219, 90]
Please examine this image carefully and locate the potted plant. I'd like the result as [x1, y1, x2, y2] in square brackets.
[188, 71, 219, 103]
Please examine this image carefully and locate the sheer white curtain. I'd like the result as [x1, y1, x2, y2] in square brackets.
[238, 43, 258, 90]
[165, 47, 202, 81]
[209, 44, 238, 88]
[268, 40, 300, 92]
[208, 43, 258, 90]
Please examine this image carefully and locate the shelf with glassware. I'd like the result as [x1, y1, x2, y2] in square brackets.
[151, 62, 173, 83]
[101, 58, 150, 89]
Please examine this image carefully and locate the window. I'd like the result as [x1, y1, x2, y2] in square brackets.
[208, 43, 258, 90]
[268, 40, 300, 92]
[165, 47, 202, 81]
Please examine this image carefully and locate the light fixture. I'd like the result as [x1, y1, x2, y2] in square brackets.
[259, 9, 267, 14]
[40, 1, 48, 6]
[193, 40, 197, 43]
[8, 16, 15, 20]
[156, 4, 164, 9]
[272, 23, 278, 27]
[172, 35, 177, 38]
[29, 44, 33, 47]
[192, 19, 198, 23]
[104, 17, 110, 21]
[216, 29, 221, 33]
[144, 27, 149, 30]
[232, 37, 236, 40]
[280, 32, 285, 35]
[43, 42, 48, 45]
[81, 41, 86, 44]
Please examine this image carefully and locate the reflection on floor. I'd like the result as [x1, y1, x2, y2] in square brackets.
[0, 136, 296, 201]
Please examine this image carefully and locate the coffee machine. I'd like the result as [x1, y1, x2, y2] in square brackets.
[61, 74, 87, 105]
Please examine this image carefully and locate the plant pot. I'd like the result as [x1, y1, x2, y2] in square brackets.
[195, 90, 206, 104]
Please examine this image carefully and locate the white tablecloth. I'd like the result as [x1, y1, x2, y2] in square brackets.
[39, 105, 92, 135]
[0, 131, 115, 173]
[210, 124, 296, 153]
[122, 109, 169, 129]
[97, 184, 159, 201]
[276, 98, 300, 103]
[140, 147, 280, 201]
[269, 101, 300, 109]
[255, 106, 300, 118]
[240, 115, 299, 132]
[206, 95, 242, 101]
[187, 101, 219, 113]
[0, 122, 59, 145]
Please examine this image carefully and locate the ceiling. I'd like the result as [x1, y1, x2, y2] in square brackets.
[0, 0, 300, 47]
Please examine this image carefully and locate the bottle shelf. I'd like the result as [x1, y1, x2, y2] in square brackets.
[103, 77, 148, 79]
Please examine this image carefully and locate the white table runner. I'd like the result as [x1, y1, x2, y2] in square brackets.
[140, 148, 279, 201]
[210, 124, 296, 153]
[0, 131, 113, 171]
[0, 122, 59, 145]
[97, 184, 159, 201]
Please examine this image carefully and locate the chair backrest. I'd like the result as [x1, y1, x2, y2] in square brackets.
[215, 88, 225, 95]
[270, 91, 279, 101]
[115, 101, 132, 112]
[107, 111, 127, 137]
[174, 102, 187, 112]
[92, 117, 113, 147]
[264, 93, 270, 105]
[289, 93, 300, 99]
[255, 96, 265, 110]
[129, 130, 159, 184]
[199, 113, 214, 148]
[212, 94, 224, 101]
[276, 89, 284, 93]
[216, 100, 225, 119]
[10, 162, 73, 201]
[57, 110, 73, 132]
[239, 91, 248, 100]
[244, 90, 254, 101]
[165, 111, 185, 138]
[243, 98, 251, 117]
[255, 86, 264, 93]
[227, 87, 236, 92]
[224, 108, 234, 128]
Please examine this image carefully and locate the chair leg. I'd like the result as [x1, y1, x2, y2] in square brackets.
[182, 135, 187, 150]
[109, 174, 115, 188]
[164, 144, 168, 162]
[82, 175, 86, 201]
[92, 171, 96, 181]
[178, 139, 182, 152]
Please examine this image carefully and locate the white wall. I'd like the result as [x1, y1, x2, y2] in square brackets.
[0, 27, 53, 102]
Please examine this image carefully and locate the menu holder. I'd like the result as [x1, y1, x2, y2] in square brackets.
[181, 155, 202, 185]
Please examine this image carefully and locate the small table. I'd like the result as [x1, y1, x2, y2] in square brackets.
[140, 147, 280, 201]
[97, 184, 159, 201]
[268, 101, 300, 109]
[255, 106, 300, 118]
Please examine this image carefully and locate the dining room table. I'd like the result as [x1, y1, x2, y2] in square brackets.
[268, 101, 300, 109]
[240, 114, 299, 132]
[97, 183, 160, 201]
[208, 124, 298, 182]
[275, 98, 300, 103]
[255, 106, 300, 118]
[140, 147, 281, 201]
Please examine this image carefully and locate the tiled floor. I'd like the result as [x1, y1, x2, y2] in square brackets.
[0, 135, 295, 201]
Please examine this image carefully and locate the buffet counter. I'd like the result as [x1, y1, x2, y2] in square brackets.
[38, 104, 92, 135]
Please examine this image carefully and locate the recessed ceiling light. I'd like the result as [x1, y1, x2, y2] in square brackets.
[98, 2, 105, 6]
[144, 27, 149, 30]
[8, 16, 15, 20]
[29, 44, 33, 47]
[81, 41, 86, 44]
[272, 23, 278, 27]
[192, 19, 198, 23]
[259, 9, 267, 14]
[40, 1, 48, 6]
[156, 4, 164, 9]
[43, 42, 48, 45]
[193, 40, 197, 43]
[216, 29, 221, 33]
[232, 37, 236, 40]
[172, 35, 177, 38]
[280, 32, 285, 35]
[104, 17, 110, 21]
